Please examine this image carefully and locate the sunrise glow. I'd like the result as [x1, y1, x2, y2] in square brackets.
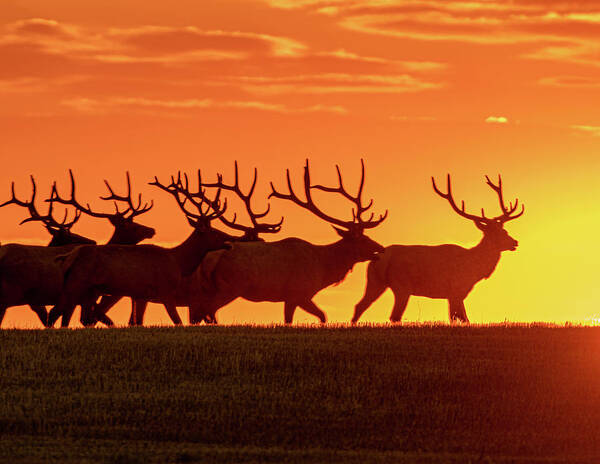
[1, 0, 599, 327]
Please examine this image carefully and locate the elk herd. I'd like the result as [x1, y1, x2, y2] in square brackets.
[0, 161, 524, 329]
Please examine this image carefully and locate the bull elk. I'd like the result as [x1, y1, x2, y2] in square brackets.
[92, 162, 283, 326]
[188, 159, 387, 324]
[352, 174, 524, 324]
[47, 172, 239, 328]
[49, 170, 155, 326]
[0, 176, 96, 326]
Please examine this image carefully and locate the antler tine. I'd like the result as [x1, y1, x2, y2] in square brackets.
[48, 169, 118, 220]
[270, 160, 355, 230]
[484, 174, 525, 222]
[309, 158, 378, 227]
[3, 176, 57, 227]
[198, 162, 282, 234]
[432, 174, 485, 223]
[153, 172, 228, 224]
[100, 171, 153, 219]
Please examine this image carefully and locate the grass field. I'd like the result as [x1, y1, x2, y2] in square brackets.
[1, 325, 599, 463]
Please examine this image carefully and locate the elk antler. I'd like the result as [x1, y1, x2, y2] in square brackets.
[100, 171, 154, 219]
[484, 175, 524, 223]
[51, 170, 131, 221]
[432, 174, 524, 224]
[150, 171, 227, 224]
[1, 176, 82, 230]
[269, 159, 387, 231]
[200, 161, 283, 236]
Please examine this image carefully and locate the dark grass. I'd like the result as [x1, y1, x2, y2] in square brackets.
[1, 325, 599, 463]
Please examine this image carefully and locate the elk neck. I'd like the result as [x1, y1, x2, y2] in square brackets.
[170, 228, 224, 276]
[467, 233, 503, 280]
[106, 228, 138, 245]
[318, 238, 363, 287]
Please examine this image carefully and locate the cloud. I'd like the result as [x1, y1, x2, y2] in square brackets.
[216, 73, 443, 95]
[571, 125, 600, 136]
[538, 76, 600, 88]
[485, 116, 508, 124]
[60, 96, 347, 115]
[0, 19, 307, 66]
[258, 1, 600, 67]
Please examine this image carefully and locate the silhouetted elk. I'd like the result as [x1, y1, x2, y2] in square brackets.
[0, 176, 96, 326]
[49, 170, 155, 326]
[47, 173, 238, 328]
[96, 162, 283, 326]
[188, 159, 387, 324]
[352, 174, 524, 324]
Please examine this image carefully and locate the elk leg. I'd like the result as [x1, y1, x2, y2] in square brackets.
[284, 301, 297, 324]
[30, 305, 49, 327]
[0, 305, 7, 327]
[94, 311, 114, 327]
[94, 295, 121, 325]
[132, 299, 149, 326]
[298, 300, 327, 323]
[448, 299, 469, 324]
[163, 303, 182, 326]
[353, 278, 387, 324]
[390, 288, 410, 323]
[189, 294, 234, 325]
[80, 301, 97, 327]
[60, 305, 77, 328]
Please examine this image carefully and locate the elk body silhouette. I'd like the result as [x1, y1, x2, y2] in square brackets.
[352, 175, 524, 324]
[0, 177, 95, 326]
[0, 173, 155, 327]
[188, 160, 387, 324]
[47, 173, 239, 328]
[91, 163, 283, 326]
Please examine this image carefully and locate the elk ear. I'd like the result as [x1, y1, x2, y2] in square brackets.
[332, 226, 348, 238]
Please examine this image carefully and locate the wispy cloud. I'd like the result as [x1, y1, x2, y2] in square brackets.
[217, 73, 443, 95]
[0, 19, 307, 66]
[485, 116, 508, 124]
[571, 125, 600, 136]
[539, 76, 600, 88]
[259, 1, 600, 67]
[60, 96, 347, 115]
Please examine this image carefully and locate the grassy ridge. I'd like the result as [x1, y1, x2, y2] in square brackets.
[0, 325, 599, 463]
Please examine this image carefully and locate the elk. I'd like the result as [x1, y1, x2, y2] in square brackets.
[47, 173, 238, 328]
[352, 175, 524, 324]
[91, 162, 283, 326]
[188, 159, 387, 324]
[49, 170, 155, 326]
[0, 176, 96, 327]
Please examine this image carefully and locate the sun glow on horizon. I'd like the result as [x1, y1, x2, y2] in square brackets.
[1, 0, 599, 328]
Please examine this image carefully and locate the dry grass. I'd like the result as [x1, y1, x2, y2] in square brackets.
[0, 325, 599, 463]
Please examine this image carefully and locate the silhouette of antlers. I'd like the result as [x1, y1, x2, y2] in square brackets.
[432, 174, 524, 224]
[270, 159, 387, 231]
[50, 170, 153, 221]
[0, 176, 82, 231]
[200, 161, 283, 237]
[150, 171, 227, 224]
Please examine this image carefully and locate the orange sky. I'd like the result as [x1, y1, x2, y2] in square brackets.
[1, 0, 600, 327]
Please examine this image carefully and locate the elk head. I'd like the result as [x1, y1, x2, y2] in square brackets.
[432, 174, 524, 252]
[150, 171, 239, 251]
[50, 170, 155, 245]
[270, 159, 387, 262]
[0, 176, 95, 246]
[199, 161, 283, 242]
